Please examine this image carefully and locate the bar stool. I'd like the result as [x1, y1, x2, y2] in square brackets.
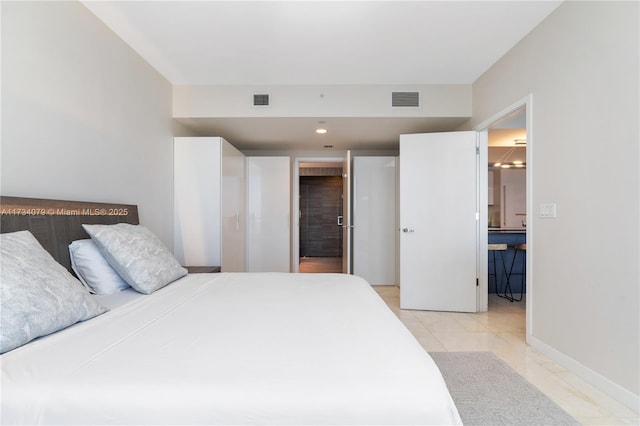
[507, 244, 526, 302]
[488, 243, 511, 301]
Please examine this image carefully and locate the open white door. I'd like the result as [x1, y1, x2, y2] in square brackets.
[399, 132, 478, 312]
[342, 151, 352, 274]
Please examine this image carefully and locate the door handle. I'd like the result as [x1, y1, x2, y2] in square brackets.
[402, 227, 415, 233]
[337, 215, 343, 226]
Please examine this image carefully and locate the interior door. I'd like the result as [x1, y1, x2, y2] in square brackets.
[342, 151, 352, 274]
[299, 175, 343, 257]
[399, 132, 478, 312]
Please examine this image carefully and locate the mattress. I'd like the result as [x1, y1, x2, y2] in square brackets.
[1, 273, 461, 425]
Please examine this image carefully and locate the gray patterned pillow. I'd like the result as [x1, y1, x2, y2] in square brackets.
[0, 231, 107, 354]
[82, 224, 187, 295]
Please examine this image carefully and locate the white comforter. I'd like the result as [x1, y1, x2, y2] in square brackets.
[1, 273, 461, 425]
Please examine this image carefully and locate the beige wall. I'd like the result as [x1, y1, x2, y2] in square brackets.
[471, 1, 639, 404]
[174, 84, 471, 118]
[1, 1, 176, 246]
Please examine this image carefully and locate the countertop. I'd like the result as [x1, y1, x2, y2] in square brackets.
[488, 228, 526, 233]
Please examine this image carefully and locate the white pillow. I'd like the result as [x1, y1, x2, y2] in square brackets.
[69, 239, 130, 295]
[0, 231, 107, 354]
[82, 223, 187, 295]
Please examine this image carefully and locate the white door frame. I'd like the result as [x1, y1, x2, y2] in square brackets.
[292, 156, 346, 273]
[474, 94, 533, 344]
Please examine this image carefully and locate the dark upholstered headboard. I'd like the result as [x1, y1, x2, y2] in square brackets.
[0, 196, 139, 272]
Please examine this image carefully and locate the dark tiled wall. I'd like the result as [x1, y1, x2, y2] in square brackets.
[299, 176, 343, 257]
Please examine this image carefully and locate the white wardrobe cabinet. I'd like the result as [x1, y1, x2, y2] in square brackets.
[353, 156, 397, 285]
[174, 137, 246, 272]
[246, 156, 291, 272]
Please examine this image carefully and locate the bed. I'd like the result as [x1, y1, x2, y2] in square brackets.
[0, 196, 461, 425]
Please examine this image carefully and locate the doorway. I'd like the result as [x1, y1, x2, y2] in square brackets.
[488, 110, 527, 301]
[487, 111, 527, 347]
[476, 95, 532, 344]
[297, 161, 344, 273]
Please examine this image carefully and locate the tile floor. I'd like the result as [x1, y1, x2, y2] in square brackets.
[299, 256, 342, 273]
[374, 285, 640, 426]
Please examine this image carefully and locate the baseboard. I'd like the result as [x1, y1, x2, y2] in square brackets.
[529, 336, 640, 413]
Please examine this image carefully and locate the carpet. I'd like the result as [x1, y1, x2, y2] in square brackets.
[429, 351, 580, 426]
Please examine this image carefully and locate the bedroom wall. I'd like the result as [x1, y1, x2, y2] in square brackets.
[1, 1, 176, 246]
[470, 1, 639, 407]
[173, 84, 471, 118]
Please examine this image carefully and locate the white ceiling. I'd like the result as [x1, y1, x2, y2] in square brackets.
[84, 1, 560, 150]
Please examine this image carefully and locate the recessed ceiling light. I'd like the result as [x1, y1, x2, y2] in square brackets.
[316, 128, 328, 134]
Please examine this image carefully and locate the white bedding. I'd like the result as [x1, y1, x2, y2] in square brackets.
[1, 273, 461, 425]
[92, 286, 144, 310]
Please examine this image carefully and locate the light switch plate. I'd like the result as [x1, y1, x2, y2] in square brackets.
[539, 203, 557, 218]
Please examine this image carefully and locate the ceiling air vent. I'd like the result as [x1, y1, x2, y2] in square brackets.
[392, 91, 420, 108]
[253, 93, 270, 107]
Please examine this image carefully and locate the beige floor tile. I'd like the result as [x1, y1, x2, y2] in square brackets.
[556, 371, 640, 420]
[577, 416, 639, 425]
[415, 315, 479, 333]
[494, 330, 527, 346]
[402, 318, 433, 338]
[470, 311, 526, 332]
[431, 330, 515, 352]
[375, 286, 640, 424]
[415, 332, 447, 352]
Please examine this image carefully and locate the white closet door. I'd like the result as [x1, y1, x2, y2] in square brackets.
[353, 156, 397, 285]
[174, 137, 221, 267]
[247, 157, 291, 272]
[342, 151, 353, 274]
[221, 139, 246, 272]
